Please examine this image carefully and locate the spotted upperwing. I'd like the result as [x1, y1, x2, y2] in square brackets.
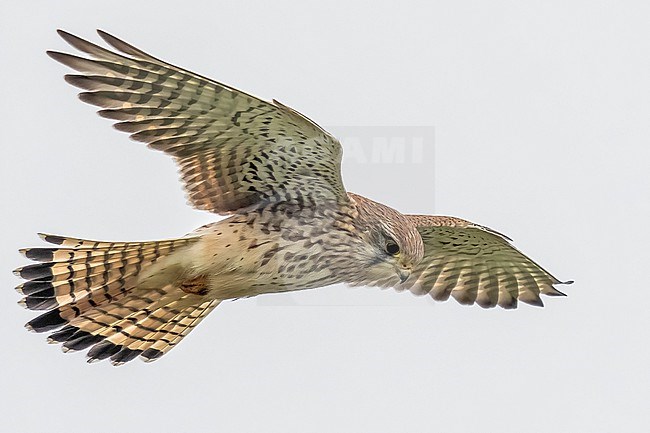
[397, 215, 573, 309]
[16, 29, 351, 365]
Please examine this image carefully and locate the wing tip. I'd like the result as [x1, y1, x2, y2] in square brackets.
[95, 28, 111, 39]
[97, 109, 118, 120]
[64, 74, 88, 88]
[56, 28, 77, 43]
[547, 289, 568, 297]
[45, 50, 65, 61]
[77, 91, 103, 106]
[96, 29, 133, 55]
[526, 298, 545, 308]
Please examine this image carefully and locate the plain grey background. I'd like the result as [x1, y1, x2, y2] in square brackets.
[1, 1, 649, 432]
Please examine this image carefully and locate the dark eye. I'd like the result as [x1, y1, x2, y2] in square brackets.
[386, 241, 400, 256]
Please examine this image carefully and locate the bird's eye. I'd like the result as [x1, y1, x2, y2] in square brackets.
[385, 241, 400, 256]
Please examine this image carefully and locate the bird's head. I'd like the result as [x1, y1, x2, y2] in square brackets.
[347, 193, 424, 287]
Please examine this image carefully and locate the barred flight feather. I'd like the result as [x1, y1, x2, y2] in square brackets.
[402, 215, 573, 309]
[15, 29, 573, 367]
[17, 233, 213, 365]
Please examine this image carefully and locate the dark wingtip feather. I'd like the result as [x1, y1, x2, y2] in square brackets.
[96, 29, 130, 52]
[55, 29, 81, 48]
[78, 91, 126, 108]
[46, 50, 73, 65]
[114, 121, 139, 133]
[546, 287, 568, 297]
[475, 299, 498, 309]
[96, 29, 159, 63]
[64, 74, 93, 90]
[26, 309, 66, 333]
[524, 297, 545, 308]
[98, 109, 127, 120]
[78, 91, 102, 106]
[500, 299, 518, 310]
[56, 29, 92, 52]
[56, 29, 72, 39]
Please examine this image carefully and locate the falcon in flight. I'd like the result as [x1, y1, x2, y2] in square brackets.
[15, 30, 572, 365]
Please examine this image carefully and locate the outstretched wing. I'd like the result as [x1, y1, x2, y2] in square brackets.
[400, 215, 573, 309]
[49, 30, 347, 214]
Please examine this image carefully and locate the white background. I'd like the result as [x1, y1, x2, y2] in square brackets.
[1, 1, 649, 432]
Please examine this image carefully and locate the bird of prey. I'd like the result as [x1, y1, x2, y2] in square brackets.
[15, 30, 572, 365]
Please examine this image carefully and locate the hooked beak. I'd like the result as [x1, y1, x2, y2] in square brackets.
[398, 268, 411, 284]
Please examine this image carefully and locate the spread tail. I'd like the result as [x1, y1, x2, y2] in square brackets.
[15, 233, 219, 365]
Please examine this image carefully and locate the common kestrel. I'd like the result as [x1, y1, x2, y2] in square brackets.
[15, 30, 572, 365]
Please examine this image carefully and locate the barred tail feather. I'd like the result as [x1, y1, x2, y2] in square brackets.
[16, 233, 216, 365]
[140, 299, 220, 362]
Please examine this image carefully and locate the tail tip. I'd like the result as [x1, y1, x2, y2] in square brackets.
[20, 248, 55, 262]
[37, 233, 66, 245]
[141, 348, 164, 363]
